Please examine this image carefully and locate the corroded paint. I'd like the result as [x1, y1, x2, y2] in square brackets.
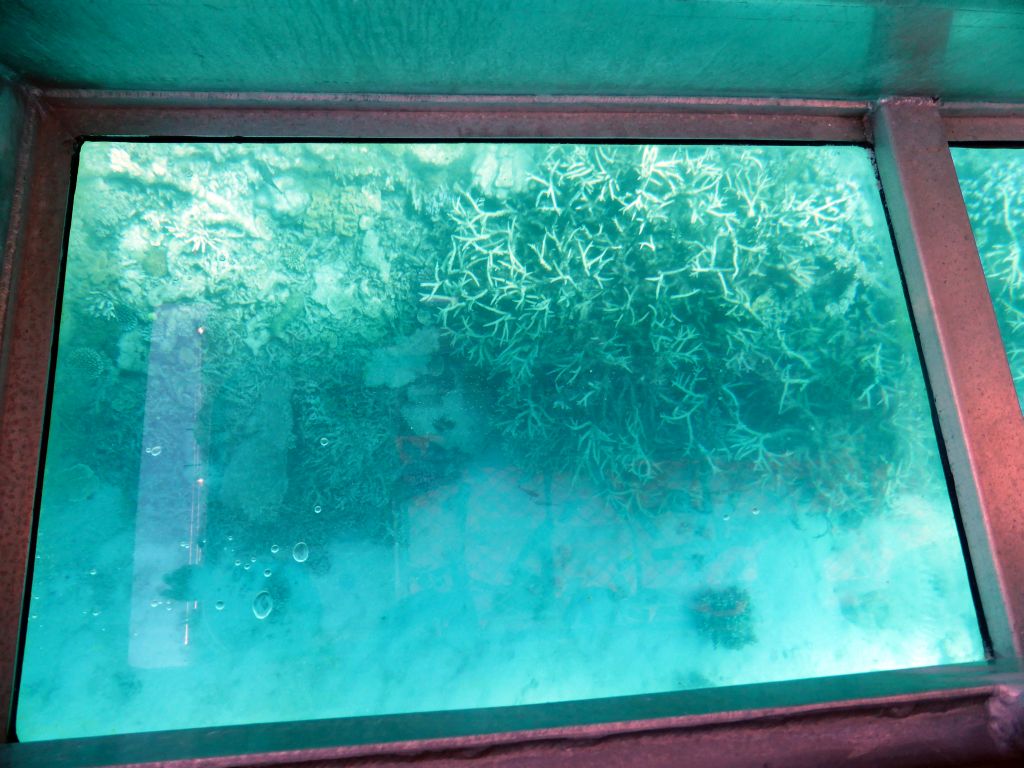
[0, 80, 23, 266]
[0, 110, 72, 743]
[873, 99, 1024, 660]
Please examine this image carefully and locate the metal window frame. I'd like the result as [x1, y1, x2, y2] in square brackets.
[1, 91, 1024, 768]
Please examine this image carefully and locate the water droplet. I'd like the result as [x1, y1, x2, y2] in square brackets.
[252, 591, 273, 620]
[723, 514, 731, 521]
[88, 568, 97, 576]
[150, 599, 160, 608]
[91, 609, 101, 617]
[243, 563, 251, 571]
[234, 558, 242, 567]
[263, 568, 272, 578]
[215, 601, 225, 611]
[313, 505, 322, 514]
[149, 445, 162, 456]
[250, 556, 257, 563]
[227, 535, 234, 541]
[319, 437, 329, 447]
[292, 541, 309, 563]
[751, 507, 760, 516]
[270, 544, 280, 554]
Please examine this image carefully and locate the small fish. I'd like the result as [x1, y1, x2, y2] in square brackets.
[519, 485, 540, 500]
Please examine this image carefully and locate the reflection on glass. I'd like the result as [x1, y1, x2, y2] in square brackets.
[18, 142, 983, 740]
[952, 147, 1024, 410]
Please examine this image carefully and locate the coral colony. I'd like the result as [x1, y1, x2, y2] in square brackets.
[426, 144, 919, 520]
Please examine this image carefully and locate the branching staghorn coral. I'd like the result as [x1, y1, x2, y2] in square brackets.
[58, 140, 932, 538]
[425, 144, 922, 517]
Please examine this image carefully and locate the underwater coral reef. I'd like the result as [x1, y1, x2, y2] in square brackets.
[47, 141, 929, 531]
[16, 140, 983, 741]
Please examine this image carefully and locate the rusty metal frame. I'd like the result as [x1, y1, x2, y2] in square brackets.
[940, 102, 1024, 143]
[2, 90, 1024, 767]
[874, 98, 1024, 664]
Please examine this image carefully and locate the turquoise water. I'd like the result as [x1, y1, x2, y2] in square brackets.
[18, 142, 983, 740]
[952, 147, 1024, 411]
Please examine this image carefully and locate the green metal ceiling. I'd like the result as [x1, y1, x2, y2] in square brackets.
[0, 0, 1022, 101]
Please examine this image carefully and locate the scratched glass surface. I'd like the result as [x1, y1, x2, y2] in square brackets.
[17, 142, 983, 740]
[952, 147, 1024, 412]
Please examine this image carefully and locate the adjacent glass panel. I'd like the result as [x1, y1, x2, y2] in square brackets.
[952, 147, 1024, 410]
[18, 141, 983, 741]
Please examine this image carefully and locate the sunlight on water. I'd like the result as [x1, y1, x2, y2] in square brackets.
[17, 142, 983, 740]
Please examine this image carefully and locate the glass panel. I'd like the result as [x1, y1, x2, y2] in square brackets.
[951, 147, 1024, 411]
[18, 141, 983, 741]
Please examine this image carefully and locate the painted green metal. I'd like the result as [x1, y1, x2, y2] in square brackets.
[0, 1, 1023, 101]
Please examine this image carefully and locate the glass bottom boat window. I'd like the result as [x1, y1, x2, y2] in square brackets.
[17, 140, 984, 741]
[952, 147, 1024, 412]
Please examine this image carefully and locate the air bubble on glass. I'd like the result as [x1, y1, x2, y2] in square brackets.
[252, 591, 273, 620]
